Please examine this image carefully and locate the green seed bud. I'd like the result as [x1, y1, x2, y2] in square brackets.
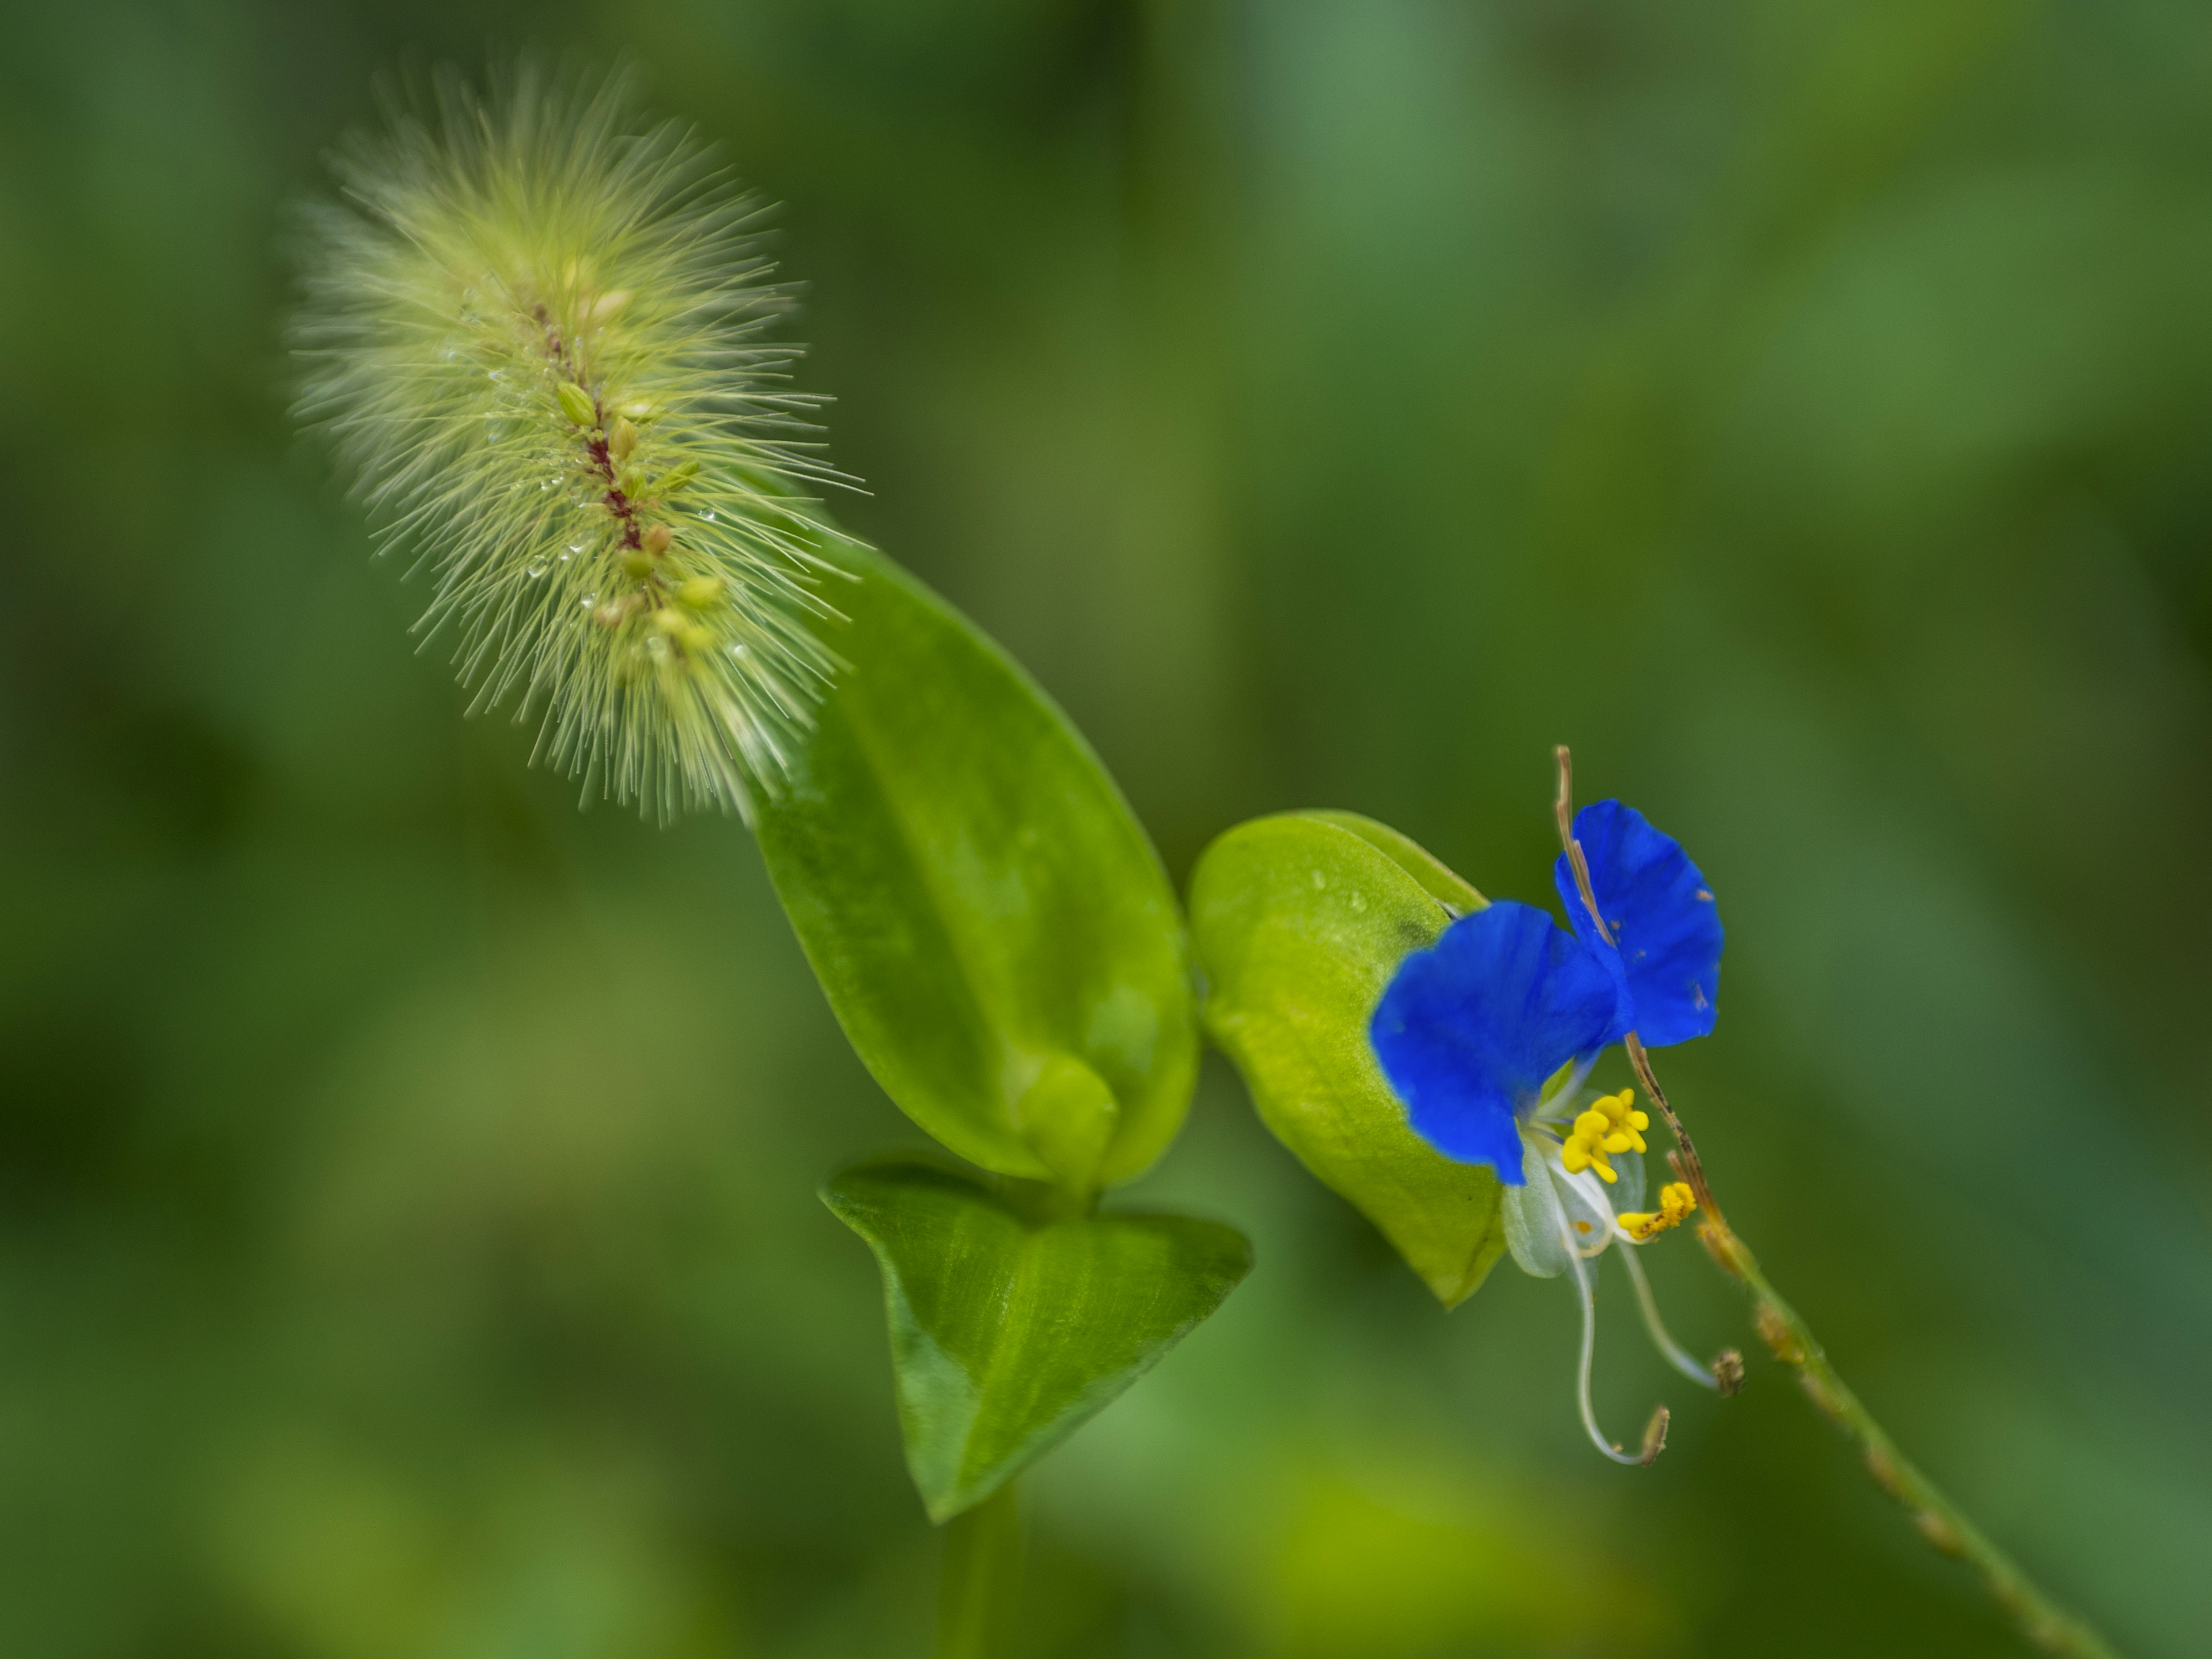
[608, 417, 638, 461]
[621, 547, 654, 578]
[650, 607, 686, 635]
[615, 466, 645, 499]
[681, 624, 715, 655]
[657, 460, 699, 494]
[679, 575, 724, 609]
[642, 523, 672, 554]
[555, 381, 597, 427]
[615, 399, 657, 423]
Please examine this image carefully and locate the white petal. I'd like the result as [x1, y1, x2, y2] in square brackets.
[1503, 1134, 1572, 1277]
[1612, 1146, 1647, 1213]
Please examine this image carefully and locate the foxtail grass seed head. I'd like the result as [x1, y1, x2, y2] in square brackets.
[293, 62, 853, 819]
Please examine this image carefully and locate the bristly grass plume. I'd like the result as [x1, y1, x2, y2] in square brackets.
[294, 62, 851, 819]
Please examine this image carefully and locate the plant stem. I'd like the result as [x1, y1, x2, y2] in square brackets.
[1695, 1214, 2123, 1659]
[936, 1480, 1024, 1659]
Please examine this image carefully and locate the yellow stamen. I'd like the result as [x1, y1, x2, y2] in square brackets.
[1559, 1089, 1648, 1183]
[1618, 1181, 1698, 1243]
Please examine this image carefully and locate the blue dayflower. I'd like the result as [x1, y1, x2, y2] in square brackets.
[1553, 800, 1722, 1048]
[1369, 901, 1620, 1184]
[1368, 793, 1727, 1464]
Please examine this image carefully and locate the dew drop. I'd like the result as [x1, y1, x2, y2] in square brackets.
[525, 558, 550, 579]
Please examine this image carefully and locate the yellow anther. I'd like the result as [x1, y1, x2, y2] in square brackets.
[1619, 1182, 1698, 1243]
[1559, 1131, 1615, 1182]
[1592, 1088, 1649, 1153]
[1560, 1090, 1646, 1183]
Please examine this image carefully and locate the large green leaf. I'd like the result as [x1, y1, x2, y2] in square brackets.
[824, 1157, 1252, 1522]
[1189, 812, 1506, 1308]
[757, 546, 1198, 1189]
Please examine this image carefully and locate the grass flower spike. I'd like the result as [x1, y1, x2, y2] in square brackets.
[294, 63, 849, 818]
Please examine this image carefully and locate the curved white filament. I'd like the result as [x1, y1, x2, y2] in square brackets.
[1555, 1199, 1645, 1466]
[1618, 1241, 1718, 1389]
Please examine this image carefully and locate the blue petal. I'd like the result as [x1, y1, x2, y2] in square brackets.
[1369, 901, 1623, 1183]
[1552, 800, 1724, 1048]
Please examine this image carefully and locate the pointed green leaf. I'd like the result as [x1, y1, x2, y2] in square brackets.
[824, 1157, 1252, 1521]
[759, 547, 1199, 1188]
[1189, 812, 1507, 1308]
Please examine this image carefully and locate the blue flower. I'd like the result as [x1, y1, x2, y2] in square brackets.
[1369, 902, 1619, 1183]
[1553, 800, 1722, 1049]
[1367, 796, 1726, 1463]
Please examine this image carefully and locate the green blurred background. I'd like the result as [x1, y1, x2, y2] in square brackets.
[3, 1, 2209, 1654]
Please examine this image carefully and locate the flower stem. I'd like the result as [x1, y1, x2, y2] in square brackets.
[1695, 1215, 2123, 1659]
[936, 1480, 1024, 1659]
[1549, 744, 2118, 1654]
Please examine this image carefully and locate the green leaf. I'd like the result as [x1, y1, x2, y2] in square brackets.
[758, 546, 1199, 1189]
[824, 1156, 1252, 1521]
[1188, 812, 1506, 1308]
[1294, 810, 1486, 915]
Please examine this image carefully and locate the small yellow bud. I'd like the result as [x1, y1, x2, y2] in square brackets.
[679, 575, 724, 609]
[620, 547, 654, 578]
[608, 417, 638, 461]
[555, 381, 597, 426]
[680, 623, 715, 654]
[650, 607, 686, 635]
[593, 601, 627, 628]
[642, 522, 672, 554]
[590, 289, 632, 321]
